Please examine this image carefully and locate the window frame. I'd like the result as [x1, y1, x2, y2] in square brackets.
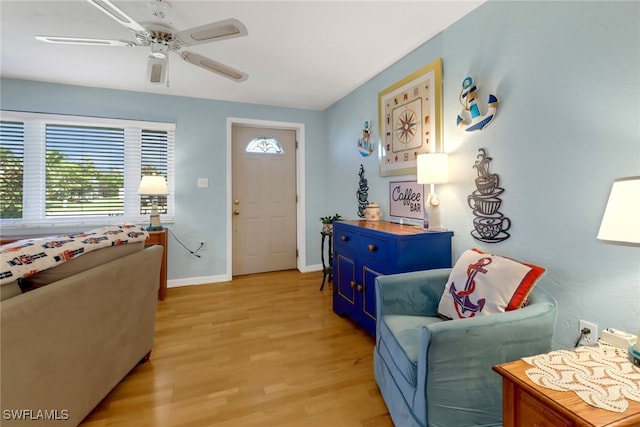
[245, 136, 284, 154]
[0, 110, 175, 229]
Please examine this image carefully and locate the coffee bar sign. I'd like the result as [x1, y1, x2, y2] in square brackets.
[389, 181, 424, 220]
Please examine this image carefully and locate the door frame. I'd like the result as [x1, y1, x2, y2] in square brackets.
[226, 117, 306, 279]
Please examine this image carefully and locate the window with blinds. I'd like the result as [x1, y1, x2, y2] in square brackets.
[0, 111, 175, 227]
[0, 121, 25, 220]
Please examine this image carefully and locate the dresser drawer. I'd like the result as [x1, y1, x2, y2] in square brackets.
[358, 234, 391, 263]
[518, 389, 572, 427]
[334, 225, 359, 251]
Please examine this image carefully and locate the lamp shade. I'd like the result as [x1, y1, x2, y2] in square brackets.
[138, 175, 168, 196]
[597, 176, 640, 246]
[417, 153, 448, 184]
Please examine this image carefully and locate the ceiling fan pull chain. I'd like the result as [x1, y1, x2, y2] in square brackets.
[166, 59, 170, 88]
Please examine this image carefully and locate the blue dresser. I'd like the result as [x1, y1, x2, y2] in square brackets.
[332, 220, 453, 335]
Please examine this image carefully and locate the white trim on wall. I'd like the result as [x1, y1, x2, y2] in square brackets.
[226, 117, 306, 278]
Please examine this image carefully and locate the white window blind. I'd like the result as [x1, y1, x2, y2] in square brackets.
[0, 111, 175, 228]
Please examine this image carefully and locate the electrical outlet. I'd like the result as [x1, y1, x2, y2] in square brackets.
[578, 320, 598, 346]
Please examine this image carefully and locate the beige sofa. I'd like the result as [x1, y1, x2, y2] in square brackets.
[1, 243, 163, 426]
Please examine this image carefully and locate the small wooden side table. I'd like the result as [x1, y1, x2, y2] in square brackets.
[320, 230, 333, 290]
[494, 356, 640, 427]
[146, 228, 168, 301]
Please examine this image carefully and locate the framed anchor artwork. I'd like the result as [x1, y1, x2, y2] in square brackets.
[378, 58, 443, 176]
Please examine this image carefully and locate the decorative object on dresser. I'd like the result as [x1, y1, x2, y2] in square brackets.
[374, 261, 557, 427]
[356, 164, 369, 218]
[138, 175, 169, 231]
[332, 220, 453, 335]
[388, 181, 424, 222]
[417, 152, 448, 230]
[363, 202, 382, 222]
[469, 148, 511, 242]
[494, 344, 640, 427]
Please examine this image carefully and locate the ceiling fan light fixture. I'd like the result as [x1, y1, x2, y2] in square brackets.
[147, 55, 167, 84]
[150, 42, 168, 59]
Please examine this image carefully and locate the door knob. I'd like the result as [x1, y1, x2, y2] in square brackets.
[233, 210, 240, 215]
[234, 199, 240, 205]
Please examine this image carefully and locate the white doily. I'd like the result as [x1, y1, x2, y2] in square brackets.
[522, 344, 640, 413]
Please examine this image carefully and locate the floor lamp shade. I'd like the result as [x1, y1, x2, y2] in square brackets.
[138, 176, 168, 231]
[597, 176, 640, 246]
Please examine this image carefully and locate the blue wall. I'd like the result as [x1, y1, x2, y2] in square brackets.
[0, 80, 328, 283]
[325, 0, 639, 348]
[1, 1, 638, 348]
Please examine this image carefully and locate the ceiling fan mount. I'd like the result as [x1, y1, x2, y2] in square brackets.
[136, 25, 183, 52]
[36, 0, 249, 84]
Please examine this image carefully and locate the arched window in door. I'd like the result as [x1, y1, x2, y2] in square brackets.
[245, 137, 284, 154]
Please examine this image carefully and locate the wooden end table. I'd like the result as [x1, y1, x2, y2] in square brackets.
[494, 354, 640, 426]
[146, 228, 168, 300]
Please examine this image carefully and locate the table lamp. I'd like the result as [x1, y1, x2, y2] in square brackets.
[596, 176, 640, 366]
[138, 175, 169, 231]
[417, 153, 448, 230]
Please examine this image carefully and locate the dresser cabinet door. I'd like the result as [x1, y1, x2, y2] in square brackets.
[360, 263, 384, 335]
[334, 251, 357, 317]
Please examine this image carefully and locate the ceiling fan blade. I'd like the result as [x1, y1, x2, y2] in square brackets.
[35, 35, 136, 47]
[181, 51, 248, 82]
[175, 18, 248, 46]
[86, 0, 148, 35]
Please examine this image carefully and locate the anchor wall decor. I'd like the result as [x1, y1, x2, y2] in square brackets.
[356, 164, 369, 218]
[469, 148, 511, 242]
[357, 120, 375, 157]
[457, 77, 498, 132]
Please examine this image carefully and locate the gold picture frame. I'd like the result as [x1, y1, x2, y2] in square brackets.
[378, 58, 443, 176]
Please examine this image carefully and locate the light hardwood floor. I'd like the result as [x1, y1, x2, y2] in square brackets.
[81, 270, 393, 427]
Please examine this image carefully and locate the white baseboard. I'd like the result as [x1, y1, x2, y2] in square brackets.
[167, 274, 231, 288]
[299, 264, 323, 273]
[167, 265, 324, 288]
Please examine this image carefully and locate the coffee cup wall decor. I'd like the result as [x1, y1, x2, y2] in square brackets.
[470, 148, 511, 243]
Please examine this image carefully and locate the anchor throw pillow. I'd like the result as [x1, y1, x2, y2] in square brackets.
[437, 248, 546, 320]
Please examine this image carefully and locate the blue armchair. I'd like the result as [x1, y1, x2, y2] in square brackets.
[374, 268, 557, 427]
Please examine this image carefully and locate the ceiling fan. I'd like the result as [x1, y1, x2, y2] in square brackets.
[36, 0, 248, 84]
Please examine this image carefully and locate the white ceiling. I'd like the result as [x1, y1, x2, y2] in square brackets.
[0, 0, 485, 110]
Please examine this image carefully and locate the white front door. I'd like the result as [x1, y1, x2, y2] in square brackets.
[231, 125, 297, 276]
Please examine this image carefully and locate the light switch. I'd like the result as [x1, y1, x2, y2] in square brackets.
[197, 178, 209, 188]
